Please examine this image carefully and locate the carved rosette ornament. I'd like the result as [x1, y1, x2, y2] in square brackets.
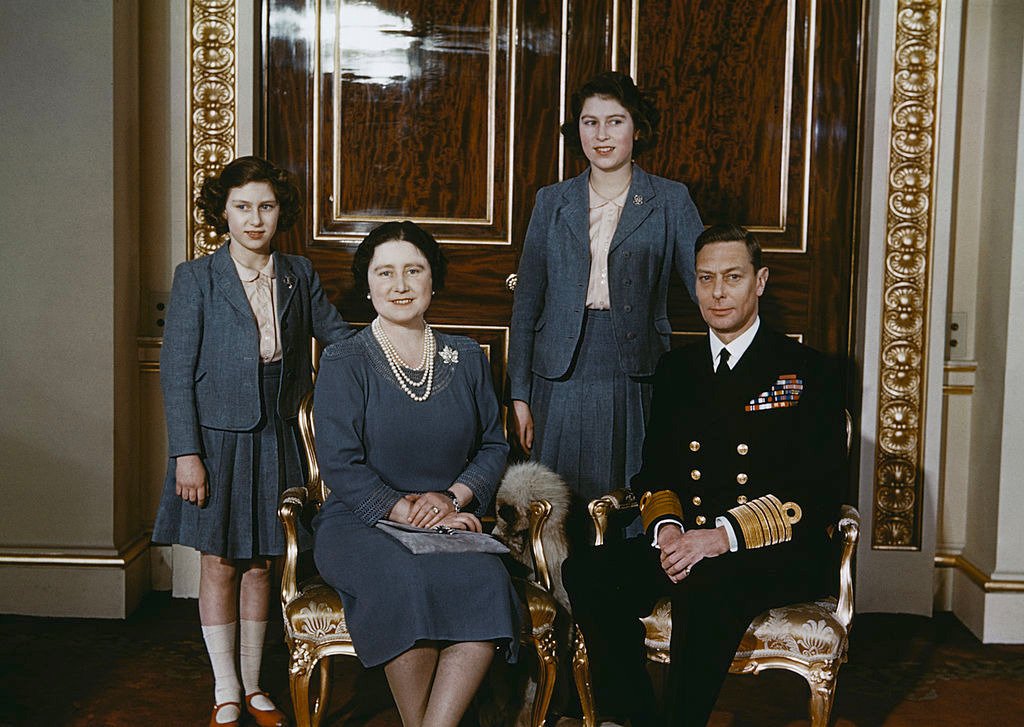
[188, 0, 237, 259]
[873, 0, 942, 549]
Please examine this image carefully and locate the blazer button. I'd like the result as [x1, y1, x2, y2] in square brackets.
[692, 496, 701, 506]
[737, 443, 749, 455]
[689, 440, 700, 452]
[626, 332, 636, 340]
[624, 304, 632, 312]
[695, 515, 707, 526]
[690, 469, 701, 481]
[736, 473, 748, 485]
[624, 279, 632, 286]
[624, 251, 632, 258]
[736, 495, 748, 504]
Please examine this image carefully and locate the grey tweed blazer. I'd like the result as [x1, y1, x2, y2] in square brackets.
[161, 243, 351, 457]
[508, 166, 702, 403]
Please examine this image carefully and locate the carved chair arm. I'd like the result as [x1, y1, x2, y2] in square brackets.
[835, 505, 860, 629]
[588, 488, 639, 545]
[527, 499, 554, 592]
[277, 486, 309, 606]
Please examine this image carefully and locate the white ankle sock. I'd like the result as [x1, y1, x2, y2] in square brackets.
[202, 622, 241, 723]
[240, 619, 274, 711]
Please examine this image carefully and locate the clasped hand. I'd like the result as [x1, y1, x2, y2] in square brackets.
[404, 493, 481, 532]
[657, 524, 730, 583]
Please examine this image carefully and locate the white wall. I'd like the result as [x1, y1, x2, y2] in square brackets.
[0, 0, 147, 617]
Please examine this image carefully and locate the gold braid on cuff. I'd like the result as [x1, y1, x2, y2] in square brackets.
[639, 490, 684, 531]
[727, 494, 802, 549]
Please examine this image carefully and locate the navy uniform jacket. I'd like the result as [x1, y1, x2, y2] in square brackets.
[632, 326, 847, 557]
[508, 166, 703, 403]
[161, 242, 351, 458]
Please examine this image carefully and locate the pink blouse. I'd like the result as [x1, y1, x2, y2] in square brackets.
[231, 254, 282, 363]
[585, 182, 629, 309]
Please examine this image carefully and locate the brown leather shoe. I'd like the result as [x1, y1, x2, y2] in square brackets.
[209, 702, 241, 727]
[245, 691, 289, 727]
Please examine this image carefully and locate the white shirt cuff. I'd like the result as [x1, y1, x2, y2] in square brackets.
[651, 519, 684, 548]
[715, 516, 739, 552]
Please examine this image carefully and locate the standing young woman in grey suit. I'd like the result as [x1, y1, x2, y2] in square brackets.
[508, 72, 703, 537]
[152, 157, 350, 727]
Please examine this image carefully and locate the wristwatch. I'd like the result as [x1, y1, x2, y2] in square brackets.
[441, 489, 462, 512]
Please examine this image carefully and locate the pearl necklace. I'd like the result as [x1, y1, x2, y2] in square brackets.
[371, 318, 436, 402]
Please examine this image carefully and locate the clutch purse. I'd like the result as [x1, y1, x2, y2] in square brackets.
[375, 520, 510, 555]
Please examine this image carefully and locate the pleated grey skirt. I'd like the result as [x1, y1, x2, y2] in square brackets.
[152, 360, 311, 560]
[530, 309, 652, 510]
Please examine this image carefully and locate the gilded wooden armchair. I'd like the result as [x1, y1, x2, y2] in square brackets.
[278, 392, 561, 727]
[573, 414, 859, 727]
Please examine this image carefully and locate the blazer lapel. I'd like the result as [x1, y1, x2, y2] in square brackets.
[559, 170, 592, 260]
[609, 166, 656, 254]
[212, 243, 255, 318]
[690, 335, 717, 417]
[274, 251, 298, 321]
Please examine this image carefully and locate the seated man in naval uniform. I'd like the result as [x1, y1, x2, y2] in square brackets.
[563, 223, 848, 726]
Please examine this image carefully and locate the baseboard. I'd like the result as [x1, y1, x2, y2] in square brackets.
[0, 533, 151, 618]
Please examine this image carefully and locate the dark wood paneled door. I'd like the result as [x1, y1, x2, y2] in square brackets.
[263, 0, 863, 391]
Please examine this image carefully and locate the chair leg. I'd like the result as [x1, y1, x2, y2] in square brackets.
[289, 643, 317, 727]
[571, 628, 598, 727]
[313, 656, 332, 727]
[530, 628, 557, 727]
[805, 661, 839, 727]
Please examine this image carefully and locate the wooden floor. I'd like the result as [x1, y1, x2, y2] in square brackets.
[1, 591, 1023, 726]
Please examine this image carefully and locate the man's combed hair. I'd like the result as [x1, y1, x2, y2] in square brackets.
[197, 156, 302, 235]
[560, 71, 661, 158]
[695, 223, 763, 270]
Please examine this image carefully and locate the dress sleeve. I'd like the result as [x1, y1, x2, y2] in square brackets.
[313, 350, 404, 524]
[508, 187, 551, 403]
[454, 345, 510, 514]
[160, 264, 204, 458]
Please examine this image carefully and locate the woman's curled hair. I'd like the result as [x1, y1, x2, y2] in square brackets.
[352, 221, 448, 297]
[560, 71, 661, 157]
[197, 156, 302, 235]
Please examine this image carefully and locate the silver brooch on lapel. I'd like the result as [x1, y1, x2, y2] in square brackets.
[283, 274, 296, 289]
[440, 345, 459, 365]
[633, 195, 644, 206]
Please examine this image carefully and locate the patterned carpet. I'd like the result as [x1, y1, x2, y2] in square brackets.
[1, 592, 1022, 726]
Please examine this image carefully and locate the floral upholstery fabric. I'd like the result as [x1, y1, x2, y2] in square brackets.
[287, 576, 556, 646]
[284, 580, 351, 645]
[641, 596, 847, 664]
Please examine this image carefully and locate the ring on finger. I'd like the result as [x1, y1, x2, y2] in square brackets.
[431, 506, 440, 514]
[683, 566, 692, 575]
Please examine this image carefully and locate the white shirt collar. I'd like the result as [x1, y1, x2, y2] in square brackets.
[709, 317, 760, 371]
[231, 253, 275, 283]
[588, 181, 629, 210]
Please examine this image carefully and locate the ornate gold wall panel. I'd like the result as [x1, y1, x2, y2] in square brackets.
[872, 0, 943, 549]
[187, 0, 238, 259]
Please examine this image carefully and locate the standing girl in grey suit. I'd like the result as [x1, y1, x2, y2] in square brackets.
[152, 157, 350, 727]
[509, 72, 703, 537]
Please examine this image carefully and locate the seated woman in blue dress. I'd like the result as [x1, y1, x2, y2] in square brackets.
[312, 220, 519, 727]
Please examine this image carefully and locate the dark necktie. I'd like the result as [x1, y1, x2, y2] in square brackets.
[717, 347, 731, 376]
